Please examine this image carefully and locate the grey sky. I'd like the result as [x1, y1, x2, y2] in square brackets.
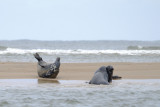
[0, 0, 160, 40]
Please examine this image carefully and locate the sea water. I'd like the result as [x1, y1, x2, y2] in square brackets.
[0, 79, 160, 107]
[0, 40, 160, 62]
[1, 40, 160, 107]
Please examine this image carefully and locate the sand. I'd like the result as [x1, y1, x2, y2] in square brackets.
[0, 62, 160, 80]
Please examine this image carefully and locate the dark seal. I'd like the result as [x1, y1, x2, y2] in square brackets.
[89, 66, 114, 85]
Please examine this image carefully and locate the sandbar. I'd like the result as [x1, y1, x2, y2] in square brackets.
[0, 62, 160, 80]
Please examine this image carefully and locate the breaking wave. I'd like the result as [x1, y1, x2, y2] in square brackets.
[127, 46, 160, 50]
[0, 48, 160, 56]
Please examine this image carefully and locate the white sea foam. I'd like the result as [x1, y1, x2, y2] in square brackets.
[0, 48, 160, 55]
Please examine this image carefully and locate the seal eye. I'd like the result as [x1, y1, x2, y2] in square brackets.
[107, 66, 114, 72]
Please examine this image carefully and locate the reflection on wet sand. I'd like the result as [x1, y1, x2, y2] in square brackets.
[37, 78, 60, 84]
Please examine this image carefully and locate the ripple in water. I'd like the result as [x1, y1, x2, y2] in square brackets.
[0, 79, 160, 107]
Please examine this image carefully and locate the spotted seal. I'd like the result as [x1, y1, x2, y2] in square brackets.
[33, 53, 60, 78]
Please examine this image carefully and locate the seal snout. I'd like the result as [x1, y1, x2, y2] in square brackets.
[56, 57, 60, 61]
[107, 65, 114, 71]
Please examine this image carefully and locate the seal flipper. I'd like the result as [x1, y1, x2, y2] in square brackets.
[45, 70, 54, 77]
[112, 75, 122, 80]
[33, 53, 43, 62]
[42, 70, 54, 78]
[42, 64, 56, 78]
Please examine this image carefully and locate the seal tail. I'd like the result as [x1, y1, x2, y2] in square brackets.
[33, 53, 43, 61]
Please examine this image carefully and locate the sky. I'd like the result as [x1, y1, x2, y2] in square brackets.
[0, 0, 160, 41]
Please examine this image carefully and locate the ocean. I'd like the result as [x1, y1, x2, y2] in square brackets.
[0, 40, 160, 62]
[0, 79, 160, 107]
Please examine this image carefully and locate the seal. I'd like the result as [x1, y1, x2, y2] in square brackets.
[112, 75, 122, 80]
[89, 66, 114, 85]
[33, 53, 60, 78]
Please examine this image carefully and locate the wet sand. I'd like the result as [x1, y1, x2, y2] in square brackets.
[0, 62, 160, 80]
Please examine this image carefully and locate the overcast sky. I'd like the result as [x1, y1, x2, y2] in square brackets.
[0, 0, 160, 41]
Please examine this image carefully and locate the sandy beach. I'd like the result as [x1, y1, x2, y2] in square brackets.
[0, 62, 159, 80]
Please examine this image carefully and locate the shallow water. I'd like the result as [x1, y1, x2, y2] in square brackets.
[0, 79, 160, 107]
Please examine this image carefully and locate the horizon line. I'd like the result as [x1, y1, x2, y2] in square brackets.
[0, 39, 160, 42]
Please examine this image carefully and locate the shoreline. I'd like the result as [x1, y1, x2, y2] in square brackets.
[0, 62, 160, 80]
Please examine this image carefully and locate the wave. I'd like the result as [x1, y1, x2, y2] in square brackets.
[127, 46, 160, 50]
[0, 48, 160, 55]
[0, 46, 7, 50]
